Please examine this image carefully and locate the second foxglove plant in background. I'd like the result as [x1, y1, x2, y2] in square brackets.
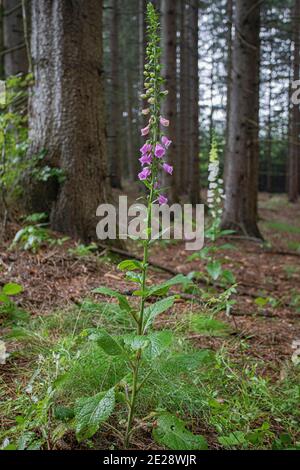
[189, 136, 236, 286]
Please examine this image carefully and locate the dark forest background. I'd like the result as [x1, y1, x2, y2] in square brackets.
[0, 0, 299, 241]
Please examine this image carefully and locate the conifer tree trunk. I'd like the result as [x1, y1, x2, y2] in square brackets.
[109, 0, 122, 189]
[288, 0, 300, 202]
[2, 0, 28, 76]
[188, 0, 200, 205]
[161, 0, 178, 203]
[27, 0, 109, 241]
[178, 0, 190, 196]
[224, 0, 233, 183]
[222, 0, 262, 238]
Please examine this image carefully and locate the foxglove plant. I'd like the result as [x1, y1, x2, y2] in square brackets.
[189, 137, 235, 285]
[206, 136, 225, 242]
[72, 3, 208, 451]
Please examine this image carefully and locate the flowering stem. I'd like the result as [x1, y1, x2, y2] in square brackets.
[124, 3, 171, 448]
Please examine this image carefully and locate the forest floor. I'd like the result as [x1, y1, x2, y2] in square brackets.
[0, 193, 300, 450]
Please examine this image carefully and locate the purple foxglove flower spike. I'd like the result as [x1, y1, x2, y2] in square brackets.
[139, 153, 152, 166]
[140, 143, 152, 154]
[155, 143, 166, 158]
[162, 163, 173, 175]
[138, 167, 151, 181]
[160, 117, 170, 127]
[162, 136, 172, 149]
[158, 194, 168, 205]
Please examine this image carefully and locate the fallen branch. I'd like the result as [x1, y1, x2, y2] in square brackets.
[97, 243, 178, 276]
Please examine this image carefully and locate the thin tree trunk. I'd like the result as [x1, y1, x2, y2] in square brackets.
[224, 0, 233, 184]
[222, 0, 262, 238]
[27, 0, 109, 241]
[288, 0, 300, 202]
[161, 0, 178, 203]
[2, 0, 28, 76]
[0, 3, 4, 78]
[124, 68, 135, 182]
[178, 0, 190, 196]
[188, 0, 200, 205]
[109, 0, 122, 189]
[266, 51, 273, 193]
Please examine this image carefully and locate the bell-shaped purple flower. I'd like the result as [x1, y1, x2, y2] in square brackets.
[158, 194, 168, 205]
[162, 136, 172, 149]
[155, 143, 166, 158]
[139, 153, 152, 166]
[163, 163, 173, 175]
[140, 143, 152, 154]
[160, 117, 169, 127]
[141, 125, 150, 136]
[138, 167, 151, 180]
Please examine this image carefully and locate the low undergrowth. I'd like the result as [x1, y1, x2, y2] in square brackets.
[1, 301, 299, 450]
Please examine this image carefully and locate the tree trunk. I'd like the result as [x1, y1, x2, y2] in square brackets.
[2, 0, 28, 76]
[222, 0, 262, 238]
[28, 0, 109, 242]
[224, 0, 233, 184]
[265, 51, 273, 193]
[178, 0, 190, 196]
[161, 0, 178, 203]
[288, 0, 300, 202]
[188, 0, 200, 205]
[109, 0, 122, 189]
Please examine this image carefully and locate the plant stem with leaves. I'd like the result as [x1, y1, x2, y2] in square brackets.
[123, 3, 171, 448]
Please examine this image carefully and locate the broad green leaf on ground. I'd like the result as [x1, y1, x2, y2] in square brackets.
[2, 283, 23, 296]
[190, 314, 231, 337]
[74, 388, 115, 441]
[206, 261, 222, 281]
[92, 286, 131, 312]
[221, 269, 236, 284]
[153, 413, 208, 450]
[146, 275, 191, 298]
[143, 296, 176, 331]
[118, 260, 143, 272]
[90, 329, 124, 356]
[146, 331, 173, 358]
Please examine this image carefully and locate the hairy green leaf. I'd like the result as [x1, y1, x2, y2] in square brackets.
[92, 286, 131, 312]
[143, 296, 176, 330]
[147, 275, 191, 298]
[153, 413, 208, 450]
[118, 260, 143, 272]
[206, 261, 222, 281]
[74, 388, 115, 441]
[146, 331, 173, 358]
[91, 329, 124, 356]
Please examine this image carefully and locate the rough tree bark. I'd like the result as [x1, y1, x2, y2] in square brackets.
[2, 0, 28, 76]
[178, 0, 190, 196]
[27, 0, 109, 241]
[265, 49, 274, 193]
[109, 0, 122, 189]
[288, 0, 300, 202]
[161, 0, 178, 203]
[222, 0, 262, 238]
[188, 0, 200, 205]
[224, 0, 233, 184]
